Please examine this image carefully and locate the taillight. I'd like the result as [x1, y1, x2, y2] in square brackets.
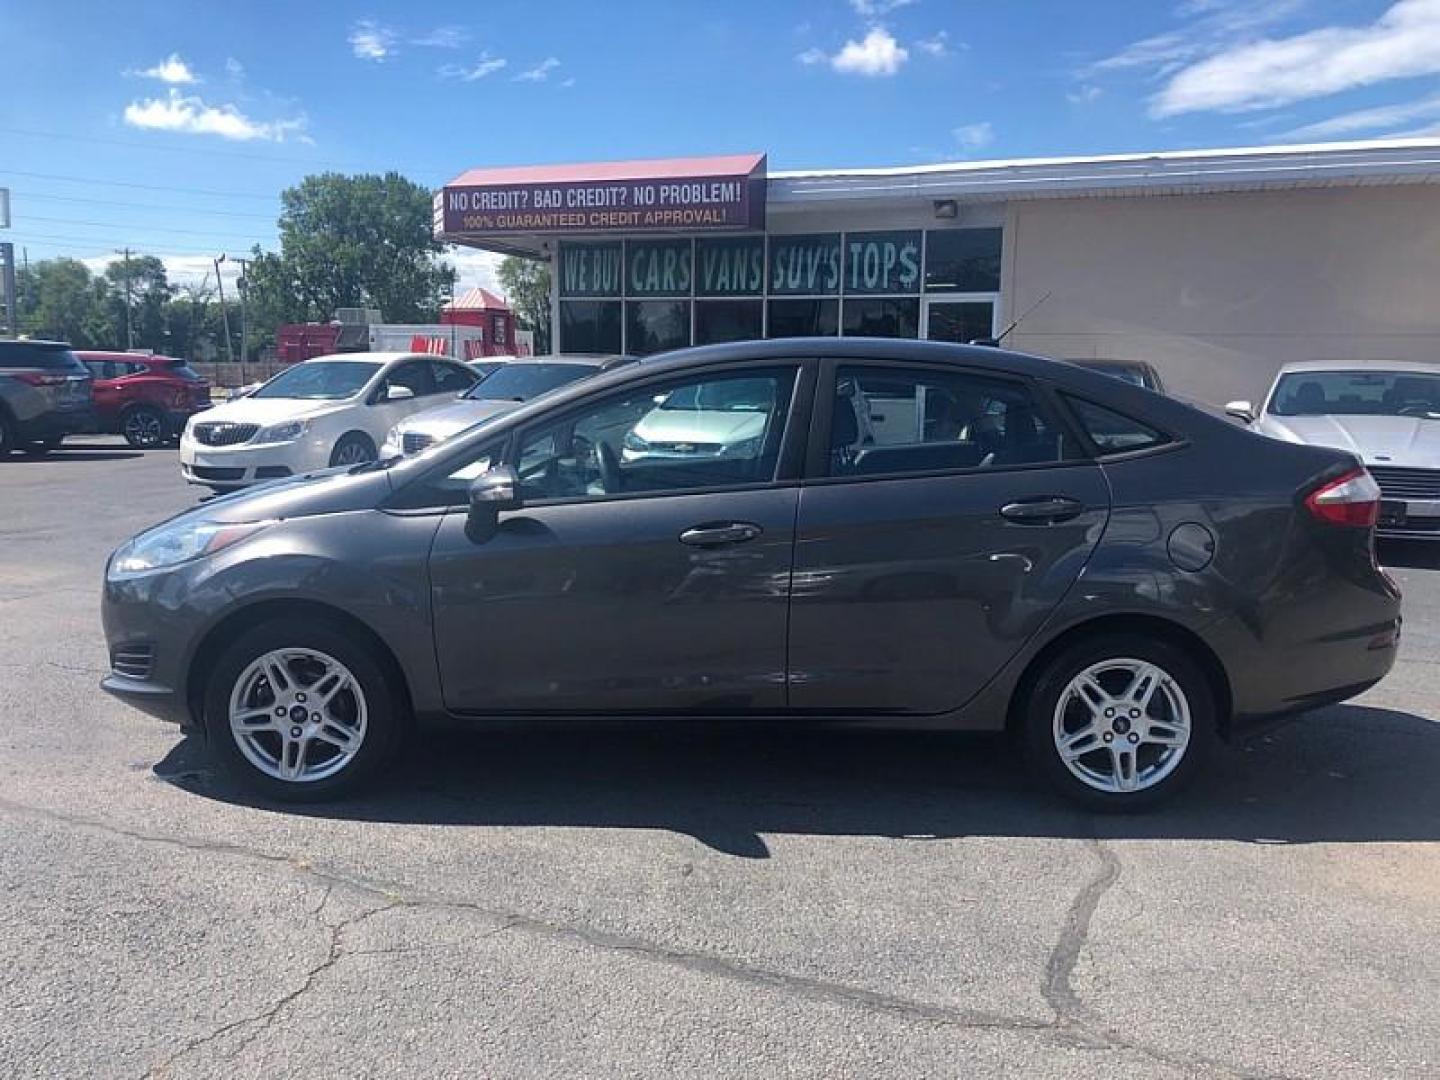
[12, 372, 67, 387]
[1304, 468, 1381, 528]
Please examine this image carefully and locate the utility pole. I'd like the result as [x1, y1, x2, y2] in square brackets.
[116, 247, 134, 349]
[230, 256, 250, 364]
[214, 254, 235, 364]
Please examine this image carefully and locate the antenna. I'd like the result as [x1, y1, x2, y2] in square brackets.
[970, 291, 1052, 348]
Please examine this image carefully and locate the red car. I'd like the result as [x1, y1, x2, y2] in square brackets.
[78, 352, 212, 448]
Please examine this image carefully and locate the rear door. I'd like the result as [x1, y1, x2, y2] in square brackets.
[787, 359, 1109, 714]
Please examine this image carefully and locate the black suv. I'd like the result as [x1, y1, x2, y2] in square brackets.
[0, 340, 95, 455]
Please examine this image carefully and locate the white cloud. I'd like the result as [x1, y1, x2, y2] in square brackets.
[952, 121, 994, 150]
[80, 253, 243, 291]
[412, 25, 468, 48]
[1087, 0, 1304, 76]
[445, 248, 506, 296]
[915, 31, 949, 57]
[797, 46, 828, 65]
[1153, 0, 1440, 116]
[349, 19, 395, 61]
[439, 53, 507, 81]
[850, 0, 917, 16]
[224, 57, 245, 80]
[514, 57, 561, 82]
[1067, 84, 1103, 105]
[831, 28, 909, 76]
[560, 77, 576, 89]
[1282, 92, 1440, 139]
[130, 53, 199, 85]
[123, 89, 306, 142]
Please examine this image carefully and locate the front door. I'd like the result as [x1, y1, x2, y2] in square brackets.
[922, 298, 996, 343]
[788, 360, 1109, 715]
[428, 364, 806, 714]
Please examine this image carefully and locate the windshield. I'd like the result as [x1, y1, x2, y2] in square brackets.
[465, 363, 594, 402]
[1269, 370, 1440, 419]
[659, 377, 775, 411]
[1084, 364, 1148, 388]
[252, 361, 381, 400]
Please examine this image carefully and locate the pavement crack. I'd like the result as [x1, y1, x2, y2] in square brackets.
[1043, 833, 1122, 1034]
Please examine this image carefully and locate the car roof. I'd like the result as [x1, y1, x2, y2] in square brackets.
[303, 352, 436, 366]
[76, 350, 181, 362]
[505, 354, 633, 369]
[1070, 358, 1153, 371]
[1273, 359, 1440, 375]
[634, 337, 1065, 378]
[0, 339, 71, 349]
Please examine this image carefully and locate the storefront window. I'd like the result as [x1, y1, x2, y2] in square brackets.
[558, 242, 623, 297]
[843, 231, 922, 295]
[696, 237, 765, 296]
[625, 300, 691, 356]
[924, 228, 1002, 292]
[842, 298, 919, 338]
[768, 234, 841, 295]
[924, 300, 994, 343]
[560, 301, 622, 354]
[625, 240, 693, 297]
[767, 299, 838, 337]
[695, 300, 763, 344]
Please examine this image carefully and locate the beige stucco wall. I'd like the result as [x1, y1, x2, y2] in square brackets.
[1003, 186, 1440, 405]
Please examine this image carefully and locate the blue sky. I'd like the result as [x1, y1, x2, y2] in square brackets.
[4, 0, 1440, 292]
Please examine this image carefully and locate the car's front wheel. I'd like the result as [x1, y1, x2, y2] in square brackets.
[121, 404, 168, 448]
[1021, 633, 1216, 810]
[329, 432, 377, 467]
[204, 618, 405, 801]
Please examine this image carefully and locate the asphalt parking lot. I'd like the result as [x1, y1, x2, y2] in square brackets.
[2, 436, 1437, 1079]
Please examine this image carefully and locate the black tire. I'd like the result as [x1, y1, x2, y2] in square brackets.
[203, 617, 407, 802]
[121, 404, 168, 448]
[329, 432, 377, 468]
[1020, 633, 1216, 811]
[20, 437, 58, 457]
[0, 408, 15, 456]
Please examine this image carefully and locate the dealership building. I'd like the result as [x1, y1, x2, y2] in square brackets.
[435, 140, 1440, 403]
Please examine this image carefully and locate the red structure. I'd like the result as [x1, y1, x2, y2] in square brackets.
[442, 287, 516, 356]
[275, 324, 344, 364]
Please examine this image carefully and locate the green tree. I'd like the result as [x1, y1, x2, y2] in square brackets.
[271, 172, 454, 323]
[17, 258, 111, 347]
[103, 254, 172, 352]
[496, 256, 552, 355]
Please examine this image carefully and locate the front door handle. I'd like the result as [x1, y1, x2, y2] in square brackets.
[999, 497, 1085, 524]
[679, 522, 763, 547]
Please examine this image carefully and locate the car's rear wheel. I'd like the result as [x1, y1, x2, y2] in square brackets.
[0, 409, 15, 456]
[1021, 633, 1215, 810]
[330, 432, 376, 467]
[121, 404, 168, 448]
[204, 618, 405, 801]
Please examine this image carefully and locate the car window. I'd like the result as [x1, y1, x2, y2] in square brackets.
[431, 361, 476, 395]
[515, 368, 797, 502]
[84, 360, 115, 380]
[1268, 370, 1440, 419]
[0, 345, 85, 371]
[464, 362, 598, 402]
[378, 360, 434, 399]
[253, 361, 382, 399]
[1065, 396, 1171, 455]
[828, 366, 1074, 477]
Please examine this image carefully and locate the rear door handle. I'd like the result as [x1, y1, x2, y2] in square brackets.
[999, 497, 1085, 524]
[679, 522, 763, 547]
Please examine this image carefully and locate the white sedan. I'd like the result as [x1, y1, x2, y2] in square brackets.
[180, 353, 478, 489]
[1227, 360, 1440, 539]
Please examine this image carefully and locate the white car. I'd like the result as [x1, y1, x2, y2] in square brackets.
[179, 353, 478, 489]
[1228, 360, 1440, 539]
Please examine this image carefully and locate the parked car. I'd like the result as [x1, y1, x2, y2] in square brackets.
[381, 355, 631, 458]
[0, 339, 95, 456]
[1228, 361, 1440, 539]
[103, 338, 1400, 807]
[77, 351, 212, 448]
[1072, 359, 1166, 394]
[179, 352, 479, 490]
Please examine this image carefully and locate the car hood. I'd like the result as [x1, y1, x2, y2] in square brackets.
[396, 397, 523, 439]
[632, 409, 768, 445]
[195, 396, 352, 426]
[1255, 413, 1440, 467]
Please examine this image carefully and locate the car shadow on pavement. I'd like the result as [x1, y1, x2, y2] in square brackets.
[1379, 540, 1440, 571]
[2, 450, 145, 463]
[153, 703, 1440, 858]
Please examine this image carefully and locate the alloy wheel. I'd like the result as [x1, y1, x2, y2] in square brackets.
[227, 648, 368, 783]
[124, 409, 165, 448]
[1051, 658, 1192, 794]
[333, 440, 375, 465]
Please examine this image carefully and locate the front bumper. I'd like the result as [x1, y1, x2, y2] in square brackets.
[179, 435, 327, 487]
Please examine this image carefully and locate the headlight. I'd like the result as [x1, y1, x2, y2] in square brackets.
[109, 520, 271, 579]
[255, 419, 310, 444]
[622, 431, 651, 452]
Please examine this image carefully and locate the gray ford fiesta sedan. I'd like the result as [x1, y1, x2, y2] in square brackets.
[101, 339, 1402, 808]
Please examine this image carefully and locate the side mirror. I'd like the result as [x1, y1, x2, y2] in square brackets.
[1224, 400, 1255, 424]
[466, 465, 521, 543]
[384, 384, 416, 402]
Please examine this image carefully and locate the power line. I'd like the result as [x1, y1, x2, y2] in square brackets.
[21, 213, 270, 241]
[8, 231, 268, 257]
[0, 168, 281, 202]
[0, 124, 383, 171]
[9, 190, 279, 221]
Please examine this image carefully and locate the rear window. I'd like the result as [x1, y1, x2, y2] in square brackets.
[165, 360, 202, 381]
[0, 344, 86, 372]
[1066, 396, 1172, 455]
